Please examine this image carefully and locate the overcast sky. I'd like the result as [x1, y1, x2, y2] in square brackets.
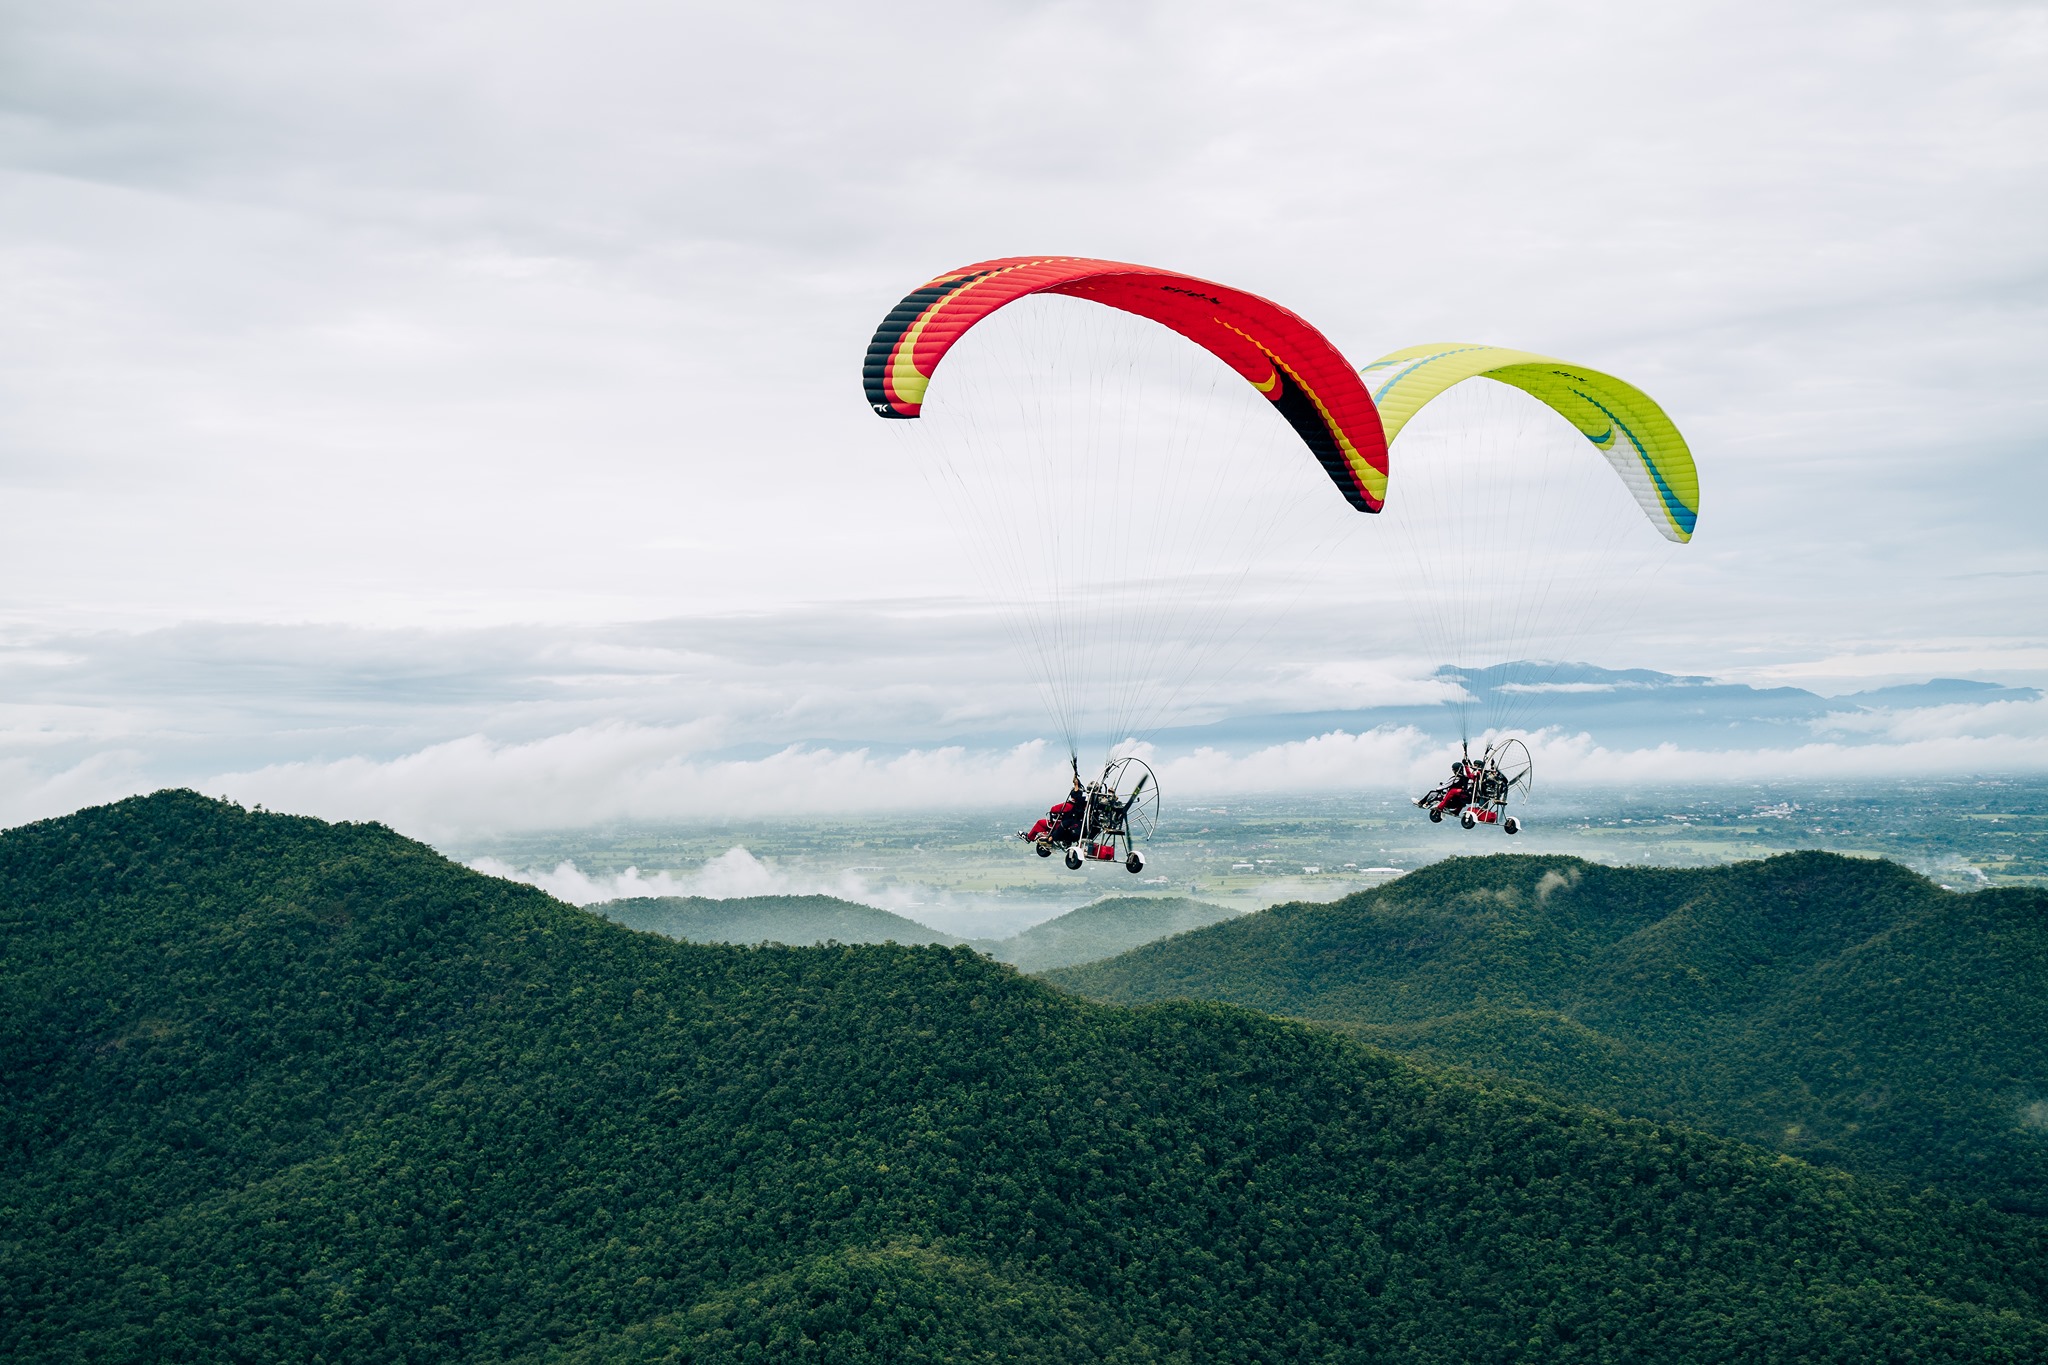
[1, 0, 2044, 833]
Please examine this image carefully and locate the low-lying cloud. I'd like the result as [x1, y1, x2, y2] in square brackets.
[190, 693, 2048, 839]
[3, 614, 2045, 839]
[212, 727, 1069, 838]
[469, 846, 887, 906]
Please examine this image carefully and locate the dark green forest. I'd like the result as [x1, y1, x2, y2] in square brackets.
[5, 794, 2047, 1362]
[1048, 853, 2048, 1212]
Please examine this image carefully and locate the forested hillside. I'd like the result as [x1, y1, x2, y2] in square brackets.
[987, 895, 1239, 971]
[596, 892, 1234, 971]
[1048, 852, 2048, 1210]
[594, 893, 960, 947]
[5, 795, 2047, 1362]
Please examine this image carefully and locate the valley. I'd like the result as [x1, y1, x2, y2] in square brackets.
[451, 777, 2048, 943]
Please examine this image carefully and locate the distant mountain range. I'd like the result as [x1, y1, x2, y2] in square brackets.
[1150, 663, 2042, 752]
[695, 663, 2040, 760]
[975, 895, 1240, 971]
[594, 892, 1240, 972]
[1049, 850, 2048, 1210]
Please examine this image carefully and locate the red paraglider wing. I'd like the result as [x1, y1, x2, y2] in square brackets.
[863, 256, 1387, 513]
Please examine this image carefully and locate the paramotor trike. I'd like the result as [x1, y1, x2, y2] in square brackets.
[1415, 738, 1532, 834]
[1031, 756, 1160, 873]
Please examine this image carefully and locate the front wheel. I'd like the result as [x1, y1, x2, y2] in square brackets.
[1035, 839, 1053, 857]
[1125, 850, 1146, 874]
[1064, 847, 1084, 870]
[1428, 808, 1443, 824]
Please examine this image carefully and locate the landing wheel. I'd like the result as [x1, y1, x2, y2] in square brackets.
[1460, 810, 1477, 830]
[1428, 808, 1443, 824]
[1125, 850, 1146, 874]
[1503, 816, 1520, 835]
[1063, 847, 1083, 870]
[1035, 839, 1053, 857]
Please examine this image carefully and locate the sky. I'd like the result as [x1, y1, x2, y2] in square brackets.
[1, 0, 2044, 836]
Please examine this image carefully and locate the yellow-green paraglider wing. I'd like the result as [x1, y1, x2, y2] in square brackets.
[1362, 344, 1699, 542]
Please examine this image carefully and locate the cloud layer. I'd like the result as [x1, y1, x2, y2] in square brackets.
[468, 846, 889, 908]
[214, 695, 2048, 840]
[2, 603, 2045, 837]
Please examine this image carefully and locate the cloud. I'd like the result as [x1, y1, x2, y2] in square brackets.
[1149, 730, 1441, 794]
[208, 725, 1069, 837]
[1724, 645, 2048, 692]
[0, 749, 155, 830]
[0, 0, 2043, 652]
[1516, 701, 2048, 784]
[1810, 694, 2048, 742]
[468, 845, 885, 906]
[6, 610, 2047, 838]
[1284, 661, 1471, 710]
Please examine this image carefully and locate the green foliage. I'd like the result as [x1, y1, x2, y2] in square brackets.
[595, 894, 961, 947]
[1047, 852, 2048, 1209]
[989, 896, 1239, 972]
[3, 795, 2046, 1362]
[555, 1243, 1152, 1363]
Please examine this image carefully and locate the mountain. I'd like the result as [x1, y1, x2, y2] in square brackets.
[986, 894, 1239, 972]
[1145, 663, 2044, 753]
[684, 663, 2042, 765]
[593, 893, 960, 946]
[1047, 851, 2048, 1209]
[5, 793, 2046, 1361]
[594, 892, 1237, 970]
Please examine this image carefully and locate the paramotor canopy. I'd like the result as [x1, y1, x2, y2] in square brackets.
[1363, 344, 1698, 542]
[868, 256, 1389, 513]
